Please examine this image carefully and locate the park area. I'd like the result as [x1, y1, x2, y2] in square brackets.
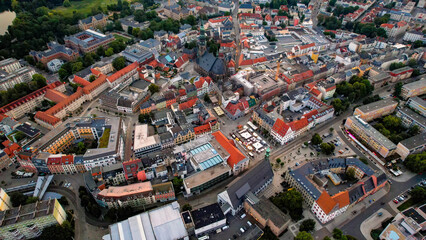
[51, 0, 117, 17]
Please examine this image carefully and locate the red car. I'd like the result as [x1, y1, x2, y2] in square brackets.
[393, 199, 399, 204]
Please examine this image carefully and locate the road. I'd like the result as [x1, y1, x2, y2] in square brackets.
[341, 174, 424, 239]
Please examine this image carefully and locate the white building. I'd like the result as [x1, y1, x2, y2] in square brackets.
[47, 59, 64, 72]
[403, 31, 424, 42]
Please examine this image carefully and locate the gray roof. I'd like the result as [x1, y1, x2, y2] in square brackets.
[130, 80, 151, 90]
[398, 107, 426, 127]
[402, 78, 426, 91]
[64, 30, 114, 49]
[355, 99, 398, 114]
[224, 159, 273, 209]
[190, 203, 225, 229]
[139, 38, 162, 49]
[196, 52, 225, 75]
[399, 133, 426, 150]
[79, 14, 106, 24]
[30, 41, 78, 59]
[347, 116, 397, 150]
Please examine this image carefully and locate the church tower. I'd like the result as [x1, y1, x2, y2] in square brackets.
[198, 20, 206, 57]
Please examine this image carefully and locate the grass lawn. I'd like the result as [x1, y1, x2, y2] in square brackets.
[98, 128, 111, 148]
[397, 198, 415, 211]
[113, 34, 132, 43]
[51, 0, 117, 17]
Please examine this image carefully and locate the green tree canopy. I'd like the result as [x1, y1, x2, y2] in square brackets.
[295, 231, 313, 240]
[299, 219, 316, 232]
[112, 56, 126, 71]
[311, 133, 322, 145]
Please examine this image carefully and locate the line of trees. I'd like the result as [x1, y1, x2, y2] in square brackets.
[0, 74, 47, 107]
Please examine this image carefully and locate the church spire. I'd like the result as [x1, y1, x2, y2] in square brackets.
[198, 20, 206, 57]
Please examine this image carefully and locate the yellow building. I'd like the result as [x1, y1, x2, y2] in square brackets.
[0, 188, 12, 211]
[353, 99, 398, 122]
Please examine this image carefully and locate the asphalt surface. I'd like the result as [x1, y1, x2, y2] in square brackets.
[341, 174, 424, 239]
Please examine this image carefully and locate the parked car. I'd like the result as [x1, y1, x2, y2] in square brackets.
[393, 199, 399, 204]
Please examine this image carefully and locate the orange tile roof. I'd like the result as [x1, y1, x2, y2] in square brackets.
[316, 191, 336, 214]
[272, 118, 290, 137]
[179, 98, 198, 110]
[331, 191, 350, 209]
[212, 131, 246, 168]
[44, 89, 68, 103]
[380, 23, 394, 29]
[107, 62, 138, 83]
[289, 118, 308, 131]
[73, 76, 91, 87]
[0, 81, 64, 113]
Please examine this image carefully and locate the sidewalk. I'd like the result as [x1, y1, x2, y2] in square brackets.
[360, 208, 392, 240]
[324, 185, 390, 232]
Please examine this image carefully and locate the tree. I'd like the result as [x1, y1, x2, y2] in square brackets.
[413, 40, 424, 48]
[112, 56, 126, 71]
[311, 133, 322, 145]
[32, 74, 47, 88]
[58, 196, 69, 206]
[225, 11, 231, 16]
[404, 152, 426, 174]
[359, 157, 368, 165]
[71, 62, 83, 74]
[320, 143, 335, 155]
[127, 26, 133, 35]
[323, 237, 331, 240]
[329, 128, 334, 132]
[383, 115, 401, 129]
[89, 75, 96, 82]
[407, 58, 417, 67]
[204, 94, 211, 103]
[181, 203, 192, 211]
[10, 192, 29, 207]
[96, 46, 105, 57]
[394, 82, 403, 98]
[408, 125, 420, 135]
[38, 222, 74, 240]
[63, 0, 71, 7]
[105, 47, 114, 57]
[346, 168, 356, 181]
[172, 176, 184, 193]
[333, 228, 343, 239]
[376, 28, 387, 38]
[148, 84, 160, 94]
[410, 186, 426, 204]
[295, 231, 313, 240]
[389, 62, 406, 71]
[299, 219, 316, 232]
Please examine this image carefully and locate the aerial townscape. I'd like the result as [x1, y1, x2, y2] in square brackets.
[0, 0, 426, 239]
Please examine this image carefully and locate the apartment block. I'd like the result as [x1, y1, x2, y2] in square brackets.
[401, 78, 426, 100]
[407, 96, 426, 117]
[353, 99, 398, 122]
[0, 199, 66, 240]
[345, 116, 396, 158]
[396, 133, 426, 160]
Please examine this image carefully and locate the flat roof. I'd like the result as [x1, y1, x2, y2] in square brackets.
[190, 203, 225, 229]
[184, 164, 231, 188]
[98, 182, 153, 198]
[355, 99, 398, 115]
[403, 78, 426, 91]
[134, 124, 160, 150]
[399, 133, 426, 150]
[108, 201, 188, 240]
[348, 116, 397, 150]
[398, 107, 426, 127]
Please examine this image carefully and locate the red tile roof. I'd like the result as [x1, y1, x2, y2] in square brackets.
[220, 41, 237, 48]
[265, 14, 272, 21]
[4, 143, 21, 158]
[73, 76, 91, 87]
[0, 81, 64, 113]
[380, 23, 394, 29]
[288, 118, 308, 131]
[44, 89, 68, 103]
[61, 155, 74, 165]
[272, 118, 290, 137]
[212, 131, 246, 168]
[194, 76, 212, 89]
[316, 191, 335, 214]
[299, 42, 315, 50]
[179, 98, 198, 110]
[174, 54, 189, 68]
[107, 62, 138, 83]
